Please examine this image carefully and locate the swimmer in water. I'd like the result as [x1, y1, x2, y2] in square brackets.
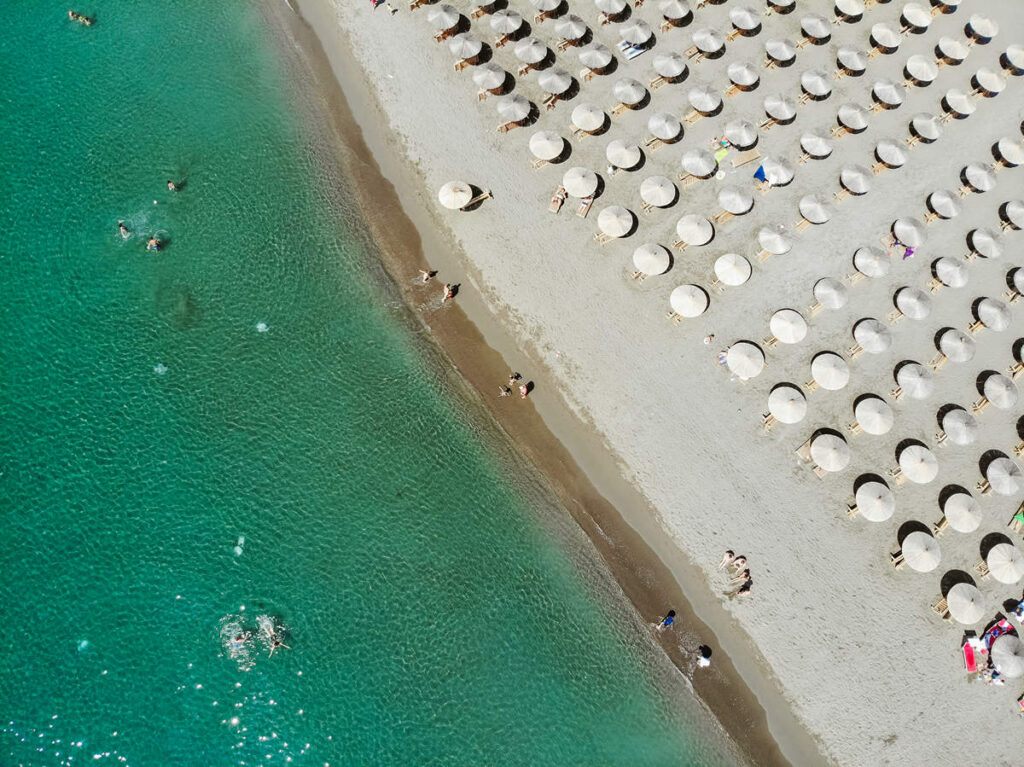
[118, 220, 130, 238]
[230, 631, 251, 650]
[167, 180, 179, 192]
[146, 237, 161, 251]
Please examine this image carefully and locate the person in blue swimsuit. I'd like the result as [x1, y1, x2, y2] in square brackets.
[657, 610, 676, 630]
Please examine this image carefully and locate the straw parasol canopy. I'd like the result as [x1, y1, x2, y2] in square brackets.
[428, 4, 460, 31]
[448, 33, 483, 60]
[853, 318, 892, 354]
[991, 635, 1024, 678]
[987, 543, 1024, 584]
[963, 162, 996, 193]
[901, 531, 940, 572]
[676, 214, 713, 246]
[938, 328, 975, 363]
[934, 257, 967, 288]
[473, 62, 506, 90]
[811, 433, 850, 472]
[606, 139, 641, 169]
[768, 384, 806, 424]
[894, 287, 931, 320]
[854, 396, 893, 435]
[986, 457, 1022, 496]
[595, 0, 627, 13]
[801, 131, 833, 160]
[571, 103, 605, 132]
[811, 352, 849, 391]
[946, 582, 985, 624]
[438, 180, 472, 210]
[799, 194, 831, 224]
[718, 186, 753, 215]
[983, 373, 1018, 410]
[654, 52, 687, 80]
[937, 36, 968, 63]
[899, 444, 938, 484]
[730, 6, 760, 32]
[725, 120, 758, 149]
[515, 36, 548, 64]
[728, 61, 760, 89]
[801, 14, 830, 42]
[688, 86, 721, 114]
[764, 94, 796, 122]
[871, 22, 900, 51]
[660, 0, 691, 21]
[770, 309, 807, 344]
[893, 218, 926, 247]
[944, 89, 976, 117]
[855, 480, 894, 522]
[539, 68, 573, 95]
[853, 246, 889, 278]
[640, 176, 676, 208]
[1004, 200, 1024, 229]
[669, 284, 708, 317]
[927, 190, 960, 220]
[901, 3, 930, 31]
[614, 78, 647, 106]
[838, 103, 870, 131]
[943, 491, 981, 532]
[555, 14, 588, 40]
[578, 43, 613, 70]
[681, 149, 717, 178]
[761, 156, 794, 186]
[896, 362, 933, 400]
[529, 131, 564, 161]
[995, 137, 1024, 166]
[873, 79, 904, 107]
[875, 139, 907, 168]
[597, 205, 633, 238]
[765, 38, 796, 65]
[801, 70, 832, 99]
[727, 342, 765, 380]
[496, 93, 531, 122]
[910, 113, 942, 142]
[562, 166, 598, 198]
[967, 15, 999, 40]
[905, 55, 937, 85]
[837, 47, 868, 75]
[648, 112, 682, 141]
[942, 409, 978, 446]
[814, 278, 847, 310]
[757, 227, 791, 256]
[632, 243, 671, 275]
[977, 298, 1010, 331]
[715, 253, 751, 286]
[622, 20, 653, 46]
[490, 9, 524, 35]
[692, 28, 725, 54]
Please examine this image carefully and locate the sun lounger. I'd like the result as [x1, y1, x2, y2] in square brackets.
[497, 121, 518, 133]
[731, 149, 761, 168]
[932, 516, 949, 536]
[890, 550, 906, 568]
[534, 10, 556, 23]
[469, 6, 487, 19]
[650, 75, 667, 90]
[454, 59, 474, 72]
[434, 29, 456, 43]
[494, 34, 512, 48]
[1014, 442, 1024, 458]
[794, 437, 812, 462]
[974, 560, 991, 578]
[684, 110, 703, 124]
[580, 67, 596, 83]
[532, 157, 550, 170]
[594, 232, 614, 245]
[576, 196, 594, 218]
[645, 136, 665, 151]
[610, 103, 631, 117]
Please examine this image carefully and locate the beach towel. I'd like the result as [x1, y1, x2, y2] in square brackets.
[983, 618, 1016, 649]
[962, 642, 978, 673]
[753, 165, 766, 182]
[714, 148, 729, 163]
[616, 40, 647, 60]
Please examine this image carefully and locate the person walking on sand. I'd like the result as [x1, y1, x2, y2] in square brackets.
[656, 610, 676, 630]
[498, 386, 511, 397]
[719, 550, 735, 569]
[418, 269, 433, 285]
[735, 578, 753, 598]
[441, 283, 454, 303]
[519, 383, 529, 399]
[508, 372, 521, 387]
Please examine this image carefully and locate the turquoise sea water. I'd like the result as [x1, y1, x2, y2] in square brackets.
[0, 3, 736, 765]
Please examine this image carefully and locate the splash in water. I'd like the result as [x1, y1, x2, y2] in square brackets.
[219, 615, 255, 672]
[153, 363, 168, 375]
[255, 322, 269, 333]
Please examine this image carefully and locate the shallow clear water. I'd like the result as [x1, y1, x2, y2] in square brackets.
[0, 2, 737, 764]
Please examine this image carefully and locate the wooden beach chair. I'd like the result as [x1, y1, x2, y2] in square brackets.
[934, 428, 949, 446]
[1008, 361, 1024, 378]
[678, 173, 699, 187]
[731, 149, 760, 168]
[610, 103, 631, 117]
[973, 560, 991, 579]
[846, 420, 863, 435]
[845, 271, 865, 285]
[926, 277, 945, 292]
[409, 0, 428, 9]
[672, 239, 689, 251]
[712, 210, 735, 225]
[887, 307, 906, 324]
[549, 188, 566, 214]
[532, 157, 551, 170]
[967, 319, 984, 334]
[927, 352, 948, 371]
[684, 45, 704, 61]
[971, 396, 991, 414]
[890, 550, 906, 568]
[576, 196, 594, 218]
[517, 63, 538, 77]
[794, 437, 812, 463]
[645, 136, 666, 152]
[977, 478, 993, 495]
[793, 218, 812, 232]
[725, 85, 742, 99]
[494, 34, 513, 48]
[543, 93, 561, 110]
[594, 232, 614, 245]
[434, 29, 457, 43]
[684, 110, 703, 124]
[932, 596, 950, 618]
[847, 343, 866, 359]
[762, 412, 777, 431]
[556, 38, 574, 52]
[534, 9, 556, 23]
[631, 270, 647, 281]
[831, 125, 852, 139]
[650, 75, 668, 91]
[580, 67, 596, 83]
[759, 117, 779, 131]
[1014, 441, 1024, 457]
[889, 384, 905, 400]
[932, 516, 949, 536]
[497, 121, 518, 133]
[469, 5, 488, 19]
[807, 300, 825, 316]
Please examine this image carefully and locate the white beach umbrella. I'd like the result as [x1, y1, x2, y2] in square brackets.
[614, 78, 647, 106]
[905, 55, 937, 85]
[941, 409, 978, 447]
[648, 112, 681, 141]
[811, 433, 850, 473]
[896, 363, 933, 400]
[937, 37, 968, 64]
[1004, 200, 1024, 229]
[529, 131, 564, 161]
[578, 44, 613, 70]
[801, 131, 833, 160]
[963, 162, 996, 193]
[1010, 268, 1024, 295]
[654, 52, 687, 80]
[837, 47, 868, 74]
[893, 218, 925, 247]
[987, 544, 1024, 585]
[938, 329, 975, 363]
[871, 23, 900, 51]
[977, 298, 1010, 331]
[718, 187, 753, 215]
[944, 89, 976, 117]
[595, 0, 627, 13]
[811, 352, 849, 391]
[768, 384, 807, 424]
[1004, 44, 1024, 73]
[901, 3, 930, 31]
[910, 113, 942, 142]
[669, 284, 708, 317]
[661, 0, 691, 21]
[853, 246, 889, 278]
[490, 9, 524, 35]
[875, 139, 907, 168]
[943, 491, 981, 532]
[728, 61, 760, 89]
[761, 156, 794, 186]
[562, 167, 598, 198]
[496, 94, 531, 122]
[730, 6, 760, 32]
[799, 194, 831, 224]
[757, 227, 791, 256]
[515, 37, 548, 64]
[801, 14, 830, 42]
[934, 257, 967, 288]
[854, 396, 893, 435]
[927, 191, 960, 220]
[854, 481, 894, 522]
[632, 243, 671, 275]
[947, 583, 985, 624]
[901, 531, 940, 572]
[764, 94, 796, 122]
[681, 149, 717, 178]
[675, 215, 713, 246]
[991, 636, 1024, 678]
[606, 139, 641, 169]
[640, 176, 676, 208]
[967, 15, 999, 40]
[853, 318, 892, 354]
[873, 79, 904, 107]
[983, 374, 1018, 409]
[688, 86, 721, 114]
[801, 70, 832, 99]
[814, 278, 847, 310]
[438, 180, 472, 210]
[555, 14, 587, 41]
[765, 38, 796, 65]
[899, 444, 938, 484]
[835, 0, 865, 17]
[838, 103, 870, 131]
[726, 342, 765, 381]
[840, 165, 872, 195]
[692, 28, 725, 54]
[894, 287, 931, 320]
[715, 253, 751, 286]
[770, 309, 807, 344]
[448, 33, 483, 60]
[571, 103, 605, 132]
[539, 68, 573, 95]
[986, 458, 1022, 496]
[725, 120, 757, 149]
[622, 20, 653, 46]
[428, 4, 460, 30]
[996, 138, 1024, 166]
[473, 62, 506, 90]
[597, 205, 633, 238]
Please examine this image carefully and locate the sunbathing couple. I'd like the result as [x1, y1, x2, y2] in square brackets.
[720, 550, 753, 597]
[68, 10, 94, 25]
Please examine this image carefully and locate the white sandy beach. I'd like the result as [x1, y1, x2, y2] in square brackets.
[298, 1, 1023, 764]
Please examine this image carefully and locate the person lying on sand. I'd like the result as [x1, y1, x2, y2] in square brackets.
[719, 550, 735, 569]
[498, 386, 511, 397]
[730, 556, 747, 572]
[730, 568, 751, 585]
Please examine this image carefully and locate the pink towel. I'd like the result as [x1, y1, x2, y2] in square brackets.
[963, 643, 978, 673]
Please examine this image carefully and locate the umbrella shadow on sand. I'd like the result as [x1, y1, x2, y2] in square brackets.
[980, 532, 1015, 561]
[896, 519, 932, 547]
[940, 569, 976, 597]
[978, 449, 1013, 477]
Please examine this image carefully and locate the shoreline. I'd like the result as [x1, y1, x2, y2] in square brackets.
[261, 1, 830, 765]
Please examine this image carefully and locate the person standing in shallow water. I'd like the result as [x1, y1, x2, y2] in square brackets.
[657, 610, 676, 630]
